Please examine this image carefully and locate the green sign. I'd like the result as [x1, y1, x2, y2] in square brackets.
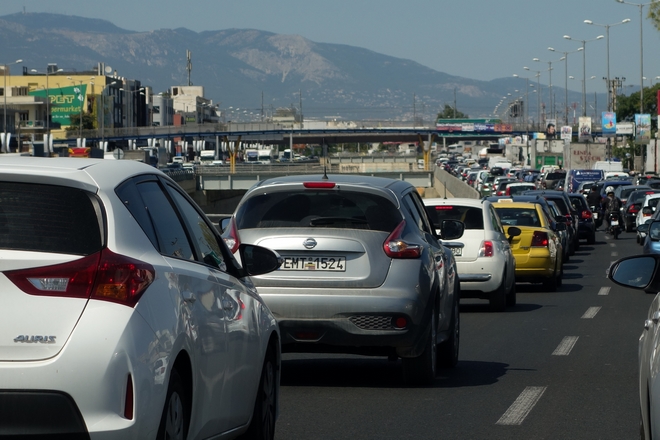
[30, 84, 87, 127]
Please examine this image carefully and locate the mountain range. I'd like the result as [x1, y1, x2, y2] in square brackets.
[0, 12, 597, 121]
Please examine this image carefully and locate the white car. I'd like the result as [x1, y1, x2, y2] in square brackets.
[608, 254, 660, 439]
[0, 157, 281, 439]
[636, 193, 660, 234]
[424, 198, 519, 312]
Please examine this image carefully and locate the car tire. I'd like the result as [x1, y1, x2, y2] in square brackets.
[557, 265, 563, 288]
[587, 232, 596, 245]
[438, 287, 460, 368]
[239, 347, 277, 440]
[489, 273, 507, 312]
[506, 278, 517, 307]
[543, 266, 558, 292]
[157, 369, 190, 440]
[402, 304, 437, 386]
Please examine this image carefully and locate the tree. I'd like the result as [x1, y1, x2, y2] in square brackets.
[649, 3, 660, 31]
[436, 104, 468, 120]
[65, 113, 96, 132]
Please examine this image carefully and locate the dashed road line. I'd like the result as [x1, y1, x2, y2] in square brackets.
[609, 243, 616, 247]
[552, 336, 579, 356]
[581, 307, 601, 319]
[496, 386, 547, 426]
[598, 287, 610, 296]
[611, 251, 618, 257]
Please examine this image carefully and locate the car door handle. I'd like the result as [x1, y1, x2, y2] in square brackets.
[182, 290, 196, 304]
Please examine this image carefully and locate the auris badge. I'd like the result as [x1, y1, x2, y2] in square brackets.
[14, 335, 56, 344]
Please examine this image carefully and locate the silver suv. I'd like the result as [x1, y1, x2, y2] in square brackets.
[222, 174, 464, 385]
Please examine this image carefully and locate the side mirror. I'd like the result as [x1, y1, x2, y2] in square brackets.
[238, 244, 282, 276]
[219, 217, 232, 232]
[555, 222, 567, 231]
[638, 223, 650, 233]
[507, 226, 522, 243]
[439, 219, 465, 240]
[608, 255, 660, 293]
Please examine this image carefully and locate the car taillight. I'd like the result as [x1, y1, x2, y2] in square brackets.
[581, 210, 592, 219]
[4, 249, 155, 307]
[628, 205, 640, 214]
[478, 240, 494, 257]
[531, 231, 549, 247]
[303, 182, 336, 189]
[383, 220, 422, 259]
[223, 217, 241, 254]
[505, 187, 511, 196]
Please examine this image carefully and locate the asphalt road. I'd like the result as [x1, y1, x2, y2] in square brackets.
[274, 228, 654, 440]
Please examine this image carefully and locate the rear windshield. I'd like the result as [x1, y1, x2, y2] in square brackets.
[545, 197, 571, 215]
[508, 185, 535, 195]
[0, 182, 102, 255]
[546, 172, 566, 180]
[631, 191, 659, 203]
[235, 190, 402, 232]
[426, 205, 484, 230]
[494, 207, 542, 227]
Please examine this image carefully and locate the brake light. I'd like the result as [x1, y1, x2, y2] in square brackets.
[4, 249, 155, 307]
[435, 206, 454, 210]
[628, 205, 640, 214]
[478, 240, 494, 257]
[505, 187, 512, 196]
[303, 182, 336, 189]
[383, 220, 422, 258]
[581, 210, 592, 219]
[531, 231, 549, 247]
[223, 217, 241, 254]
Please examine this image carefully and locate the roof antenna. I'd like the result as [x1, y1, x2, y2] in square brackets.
[322, 139, 329, 180]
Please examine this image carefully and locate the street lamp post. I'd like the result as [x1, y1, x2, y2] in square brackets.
[532, 56, 566, 121]
[616, 0, 658, 114]
[1, 59, 23, 153]
[31, 66, 63, 154]
[548, 46, 584, 125]
[563, 34, 605, 116]
[584, 18, 631, 111]
[524, 66, 542, 130]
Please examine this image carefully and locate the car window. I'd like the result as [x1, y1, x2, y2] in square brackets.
[0, 182, 102, 255]
[402, 194, 428, 234]
[489, 207, 504, 233]
[426, 205, 483, 230]
[494, 207, 542, 227]
[235, 190, 402, 232]
[135, 180, 194, 260]
[116, 176, 160, 250]
[548, 197, 570, 215]
[165, 183, 227, 271]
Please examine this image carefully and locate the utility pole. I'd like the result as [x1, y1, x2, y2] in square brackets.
[186, 50, 192, 86]
[453, 88, 457, 118]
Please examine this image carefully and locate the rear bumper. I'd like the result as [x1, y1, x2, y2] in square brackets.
[455, 259, 504, 295]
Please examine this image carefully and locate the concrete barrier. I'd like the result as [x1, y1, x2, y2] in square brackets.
[433, 169, 479, 199]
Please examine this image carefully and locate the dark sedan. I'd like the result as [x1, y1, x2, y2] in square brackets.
[568, 193, 596, 244]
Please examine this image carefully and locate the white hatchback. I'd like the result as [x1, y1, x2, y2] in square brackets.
[424, 198, 519, 312]
[0, 157, 282, 439]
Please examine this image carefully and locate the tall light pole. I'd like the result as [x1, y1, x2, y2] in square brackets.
[584, 18, 631, 111]
[563, 34, 604, 116]
[532, 56, 565, 121]
[1, 59, 23, 153]
[31, 66, 63, 153]
[548, 46, 584, 125]
[616, 0, 657, 114]
[524, 66, 542, 129]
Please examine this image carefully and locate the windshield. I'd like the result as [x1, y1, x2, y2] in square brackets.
[494, 207, 542, 227]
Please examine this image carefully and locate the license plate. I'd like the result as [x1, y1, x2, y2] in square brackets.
[448, 247, 462, 257]
[593, 212, 598, 219]
[611, 220, 619, 226]
[280, 256, 346, 271]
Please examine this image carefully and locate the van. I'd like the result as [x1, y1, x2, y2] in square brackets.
[564, 169, 604, 193]
[593, 161, 623, 173]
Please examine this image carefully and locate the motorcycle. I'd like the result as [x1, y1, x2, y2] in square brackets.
[608, 212, 620, 239]
[590, 205, 603, 229]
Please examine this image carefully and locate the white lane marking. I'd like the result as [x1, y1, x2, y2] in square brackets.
[611, 251, 618, 257]
[552, 336, 579, 356]
[609, 243, 616, 247]
[598, 287, 610, 296]
[496, 386, 547, 426]
[581, 307, 601, 319]
[604, 235, 611, 240]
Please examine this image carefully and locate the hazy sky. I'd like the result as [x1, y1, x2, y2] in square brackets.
[3, 0, 660, 95]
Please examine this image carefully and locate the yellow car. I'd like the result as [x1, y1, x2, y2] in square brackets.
[493, 201, 565, 291]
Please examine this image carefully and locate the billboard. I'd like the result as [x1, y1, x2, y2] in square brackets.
[578, 117, 592, 142]
[29, 84, 87, 127]
[601, 112, 616, 137]
[635, 114, 651, 143]
[560, 126, 572, 141]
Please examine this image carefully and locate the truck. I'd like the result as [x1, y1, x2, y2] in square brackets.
[593, 161, 624, 173]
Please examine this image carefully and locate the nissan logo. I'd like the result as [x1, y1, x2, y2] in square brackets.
[303, 238, 317, 249]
